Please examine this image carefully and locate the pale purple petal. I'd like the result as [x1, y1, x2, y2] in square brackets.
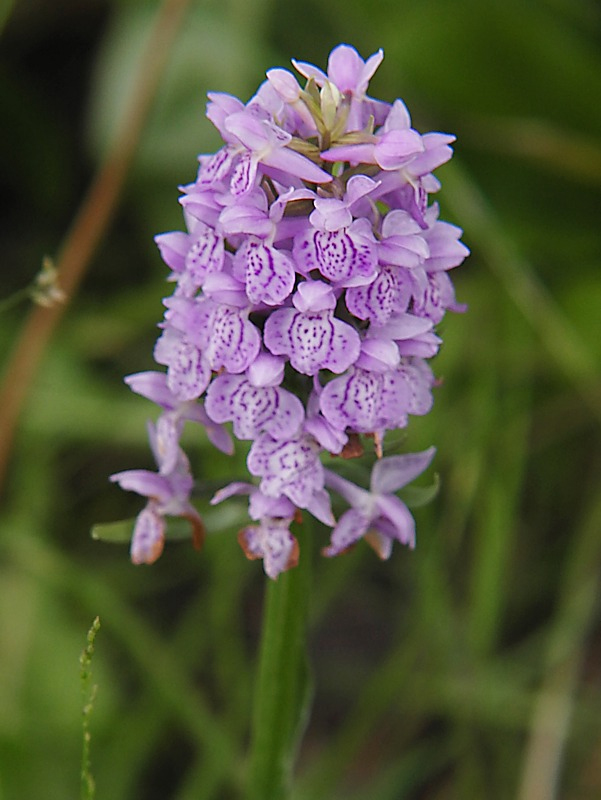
[205, 374, 303, 440]
[310, 197, 352, 232]
[374, 129, 425, 170]
[406, 133, 455, 178]
[264, 147, 333, 185]
[231, 152, 258, 196]
[125, 371, 173, 408]
[373, 494, 416, 548]
[247, 434, 324, 509]
[291, 58, 328, 85]
[239, 520, 299, 578]
[210, 481, 256, 505]
[355, 338, 400, 372]
[235, 239, 295, 305]
[371, 447, 436, 494]
[166, 338, 211, 401]
[345, 266, 411, 324]
[383, 98, 412, 131]
[130, 504, 165, 565]
[247, 353, 285, 387]
[396, 361, 434, 415]
[293, 228, 377, 286]
[154, 232, 189, 273]
[320, 142, 377, 165]
[305, 488, 335, 527]
[110, 469, 171, 503]
[266, 68, 303, 102]
[264, 307, 360, 376]
[292, 280, 336, 312]
[196, 146, 235, 185]
[322, 508, 369, 556]
[206, 307, 261, 373]
[202, 271, 248, 308]
[184, 225, 224, 285]
[155, 412, 183, 474]
[368, 312, 432, 343]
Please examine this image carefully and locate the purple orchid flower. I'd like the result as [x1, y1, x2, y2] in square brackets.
[323, 447, 436, 558]
[110, 44, 468, 574]
[247, 432, 335, 526]
[110, 428, 204, 564]
[211, 482, 300, 578]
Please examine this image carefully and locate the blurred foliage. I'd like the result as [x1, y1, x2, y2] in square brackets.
[1, 0, 601, 798]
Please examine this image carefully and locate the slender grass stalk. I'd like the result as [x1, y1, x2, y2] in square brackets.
[80, 616, 101, 800]
[246, 521, 314, 800]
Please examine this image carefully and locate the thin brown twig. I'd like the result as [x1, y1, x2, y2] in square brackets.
[0, 0, 192, 492]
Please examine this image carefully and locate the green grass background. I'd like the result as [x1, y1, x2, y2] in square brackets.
[1, 0, 601, 797]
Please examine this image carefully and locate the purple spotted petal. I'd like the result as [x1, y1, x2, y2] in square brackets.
[235, 239, 295, 305]
[293, 227, 377, 286]
[231, 152, 257, 196]
[205, 374, 303, 440]
[247, 434, 324, 509]
[320, 366, 410, 433]
[239, 519, 299, 578]
[197, 146, 235, 186]
[206, 307, 261, 374]
[412, 271, 462, 323]
[184, 224, 224, 286]
[320, 368, 378, 433]
[264, 308, 360, 376]
[345, 266, 411, 324]
[166, 338, 211, 401]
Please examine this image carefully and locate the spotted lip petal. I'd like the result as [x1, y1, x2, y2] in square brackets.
[239, 521, 299, 579]
[264, 307, 361, 376]
[205, 307, 261, 374]
[205, 373, 304, 440]
[247, 433, 325, 512]
[235, 239, 295, 306]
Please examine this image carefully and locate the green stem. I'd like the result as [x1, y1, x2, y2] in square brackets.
[246, 521, 314, 800]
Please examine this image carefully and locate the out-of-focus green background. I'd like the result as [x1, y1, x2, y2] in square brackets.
[1, 1, 601, 798]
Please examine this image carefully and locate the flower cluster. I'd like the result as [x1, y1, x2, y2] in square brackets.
[111, 44, 469, 578]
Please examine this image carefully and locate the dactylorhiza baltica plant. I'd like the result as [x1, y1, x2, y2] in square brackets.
[111, 44, 469, 579]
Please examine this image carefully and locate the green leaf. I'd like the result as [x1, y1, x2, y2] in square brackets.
[91, 516, 194, 544]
